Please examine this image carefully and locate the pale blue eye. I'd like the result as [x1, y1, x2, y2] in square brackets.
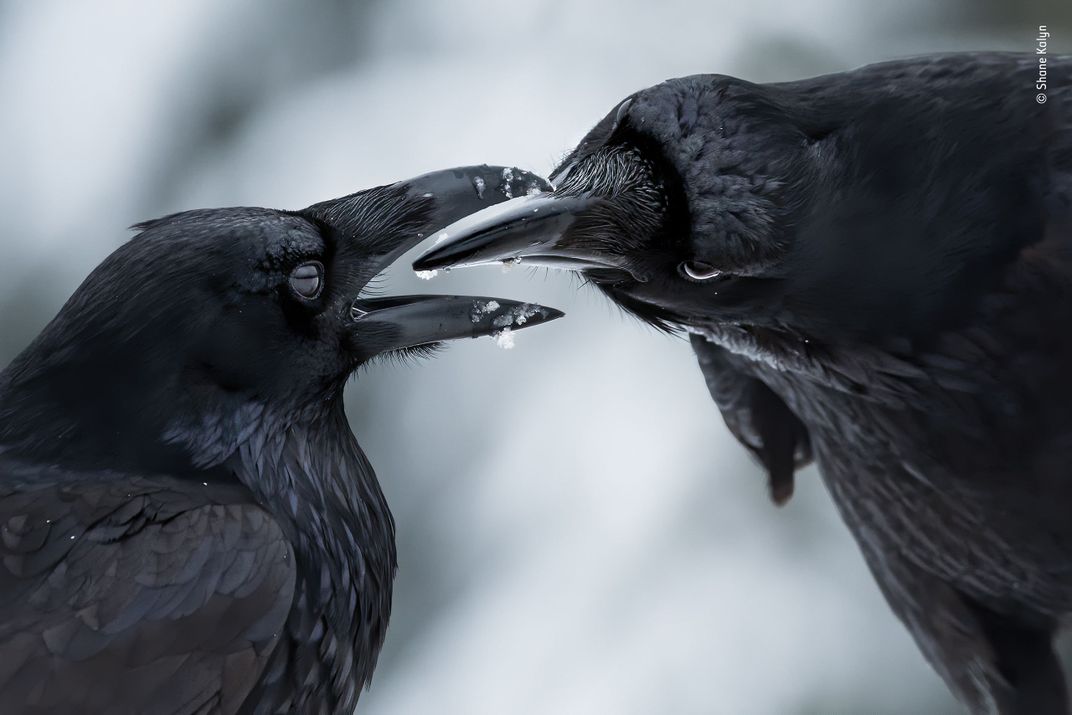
[289, 261, 323, 299]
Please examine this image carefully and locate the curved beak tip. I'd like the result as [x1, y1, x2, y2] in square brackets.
[467, 298, 565, 332]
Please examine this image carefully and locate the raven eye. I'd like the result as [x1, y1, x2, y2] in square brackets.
[679, 260, 722, 281]
[289, 261, 323, 299]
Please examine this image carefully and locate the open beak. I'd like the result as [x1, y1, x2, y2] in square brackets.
[350, 294, 563, 354]
[411, 191, 625, 273]
[302, 165, 565, 356]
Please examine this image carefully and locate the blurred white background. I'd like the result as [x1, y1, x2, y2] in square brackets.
[1, 1, 1069, 712]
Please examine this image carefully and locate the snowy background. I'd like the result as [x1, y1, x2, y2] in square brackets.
[2, 1, 1070, 713]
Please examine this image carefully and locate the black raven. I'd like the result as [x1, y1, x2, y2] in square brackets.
[415, 54, 1072, 713]
[0, 165, 561, 713]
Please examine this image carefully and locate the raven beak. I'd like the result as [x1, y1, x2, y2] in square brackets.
[411, 192, 625, 273]
[306, 166, 564, 357]
[349, 294, 563, 355]
[305, 165, 553, 271]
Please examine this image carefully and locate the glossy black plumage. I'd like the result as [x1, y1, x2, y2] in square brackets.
[0, 166, 561, 713]
[416, 54, 1072, 713]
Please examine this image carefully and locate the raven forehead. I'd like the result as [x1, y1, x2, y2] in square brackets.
[622, 75, 805, 271]
[130, 207, 324, 267]
[629, 74, 783, 138]
[132, 207, 316, 247]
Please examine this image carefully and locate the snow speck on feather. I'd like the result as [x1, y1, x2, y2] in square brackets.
[415, 270, 438, 280]
[473, 175, 486, 199]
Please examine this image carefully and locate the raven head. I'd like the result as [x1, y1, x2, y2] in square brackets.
[415, 60, 1049, 342]
[414, 77, 814, 333]
[0, 166, 562, 471]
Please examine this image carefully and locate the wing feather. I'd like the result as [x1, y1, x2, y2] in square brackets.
[0, 468, 296, 715]
[690, 333, 812, 504]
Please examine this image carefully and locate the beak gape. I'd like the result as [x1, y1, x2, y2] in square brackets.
[310, 165, 565, 355]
